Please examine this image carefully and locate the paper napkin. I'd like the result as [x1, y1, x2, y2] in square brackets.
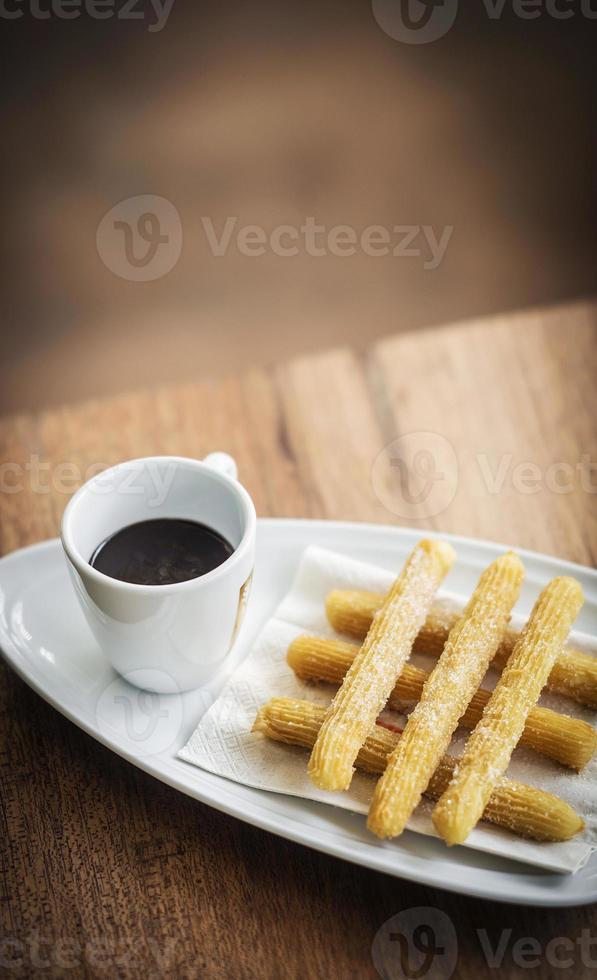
[179, 546, 597, 874]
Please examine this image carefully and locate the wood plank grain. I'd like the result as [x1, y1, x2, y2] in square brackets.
[0, 349, 387, 555]
[0, 320, 596, 979]
[274, 348, 389, 522]
[369, 301, 597, 565]
[0, 348, 391, 980]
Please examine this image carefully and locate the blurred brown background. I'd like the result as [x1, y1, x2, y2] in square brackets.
[1, 0, 595, 414]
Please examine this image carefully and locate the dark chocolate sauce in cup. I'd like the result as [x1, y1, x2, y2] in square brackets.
[90, 518, 234, 585]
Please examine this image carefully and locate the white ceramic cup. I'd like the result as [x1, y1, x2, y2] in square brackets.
[61, 453, 256, 693]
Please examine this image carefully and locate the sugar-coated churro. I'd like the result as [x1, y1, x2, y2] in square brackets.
[326, 589, 597, 708]
[287, 635, 597, 770]
[253, 699, 584, 842]
[307, 539, 455, 792]
[433, 576, 584, 846]
[367, 552, 524, 839]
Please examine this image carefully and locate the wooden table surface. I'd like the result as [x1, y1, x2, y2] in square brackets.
[1, 301, 596, 979]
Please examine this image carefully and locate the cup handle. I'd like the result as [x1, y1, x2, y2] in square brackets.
[202, 452, 238, 481]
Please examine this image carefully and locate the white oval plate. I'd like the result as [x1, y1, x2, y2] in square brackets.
[1, 519, 596, 906]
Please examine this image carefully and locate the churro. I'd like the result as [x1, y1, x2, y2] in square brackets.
[433, 576, 584, 846]
[367, 552, 524, 839]
[287, 635, 597, 770]
[326, 589, 597, 708]
[253, 699, 584, 842]
[307, 539, 455, 792]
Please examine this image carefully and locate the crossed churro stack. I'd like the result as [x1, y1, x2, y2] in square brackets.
[253, 539, 596, 846]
